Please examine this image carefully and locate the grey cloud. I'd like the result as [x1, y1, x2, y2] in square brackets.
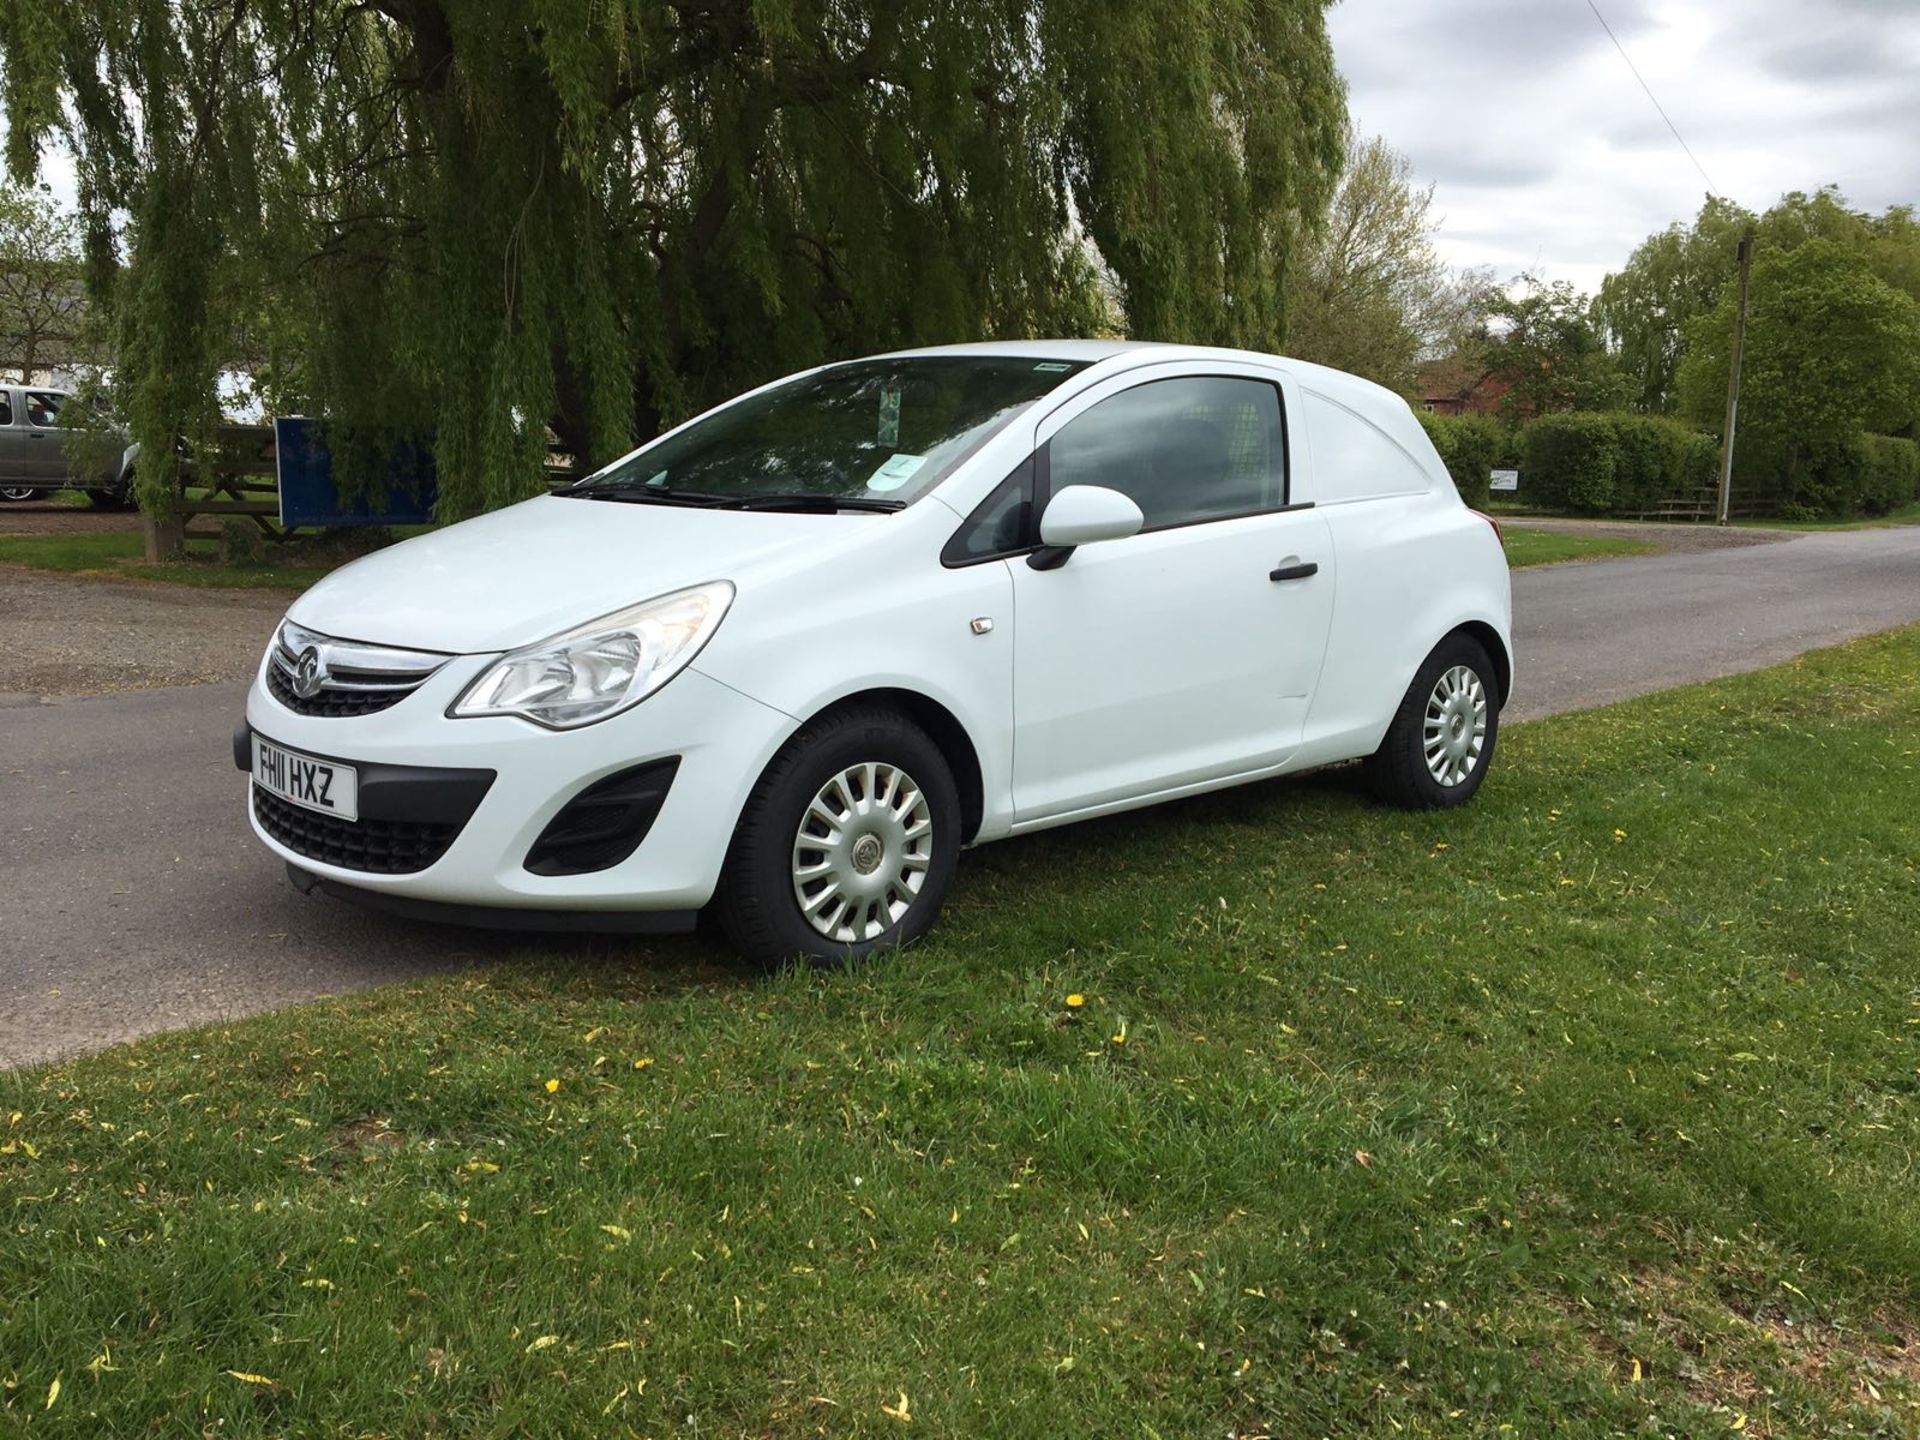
[1330, 0, 1920, 291]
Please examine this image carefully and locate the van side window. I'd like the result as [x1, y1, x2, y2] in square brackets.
[1301, 390, 1433, 503]
[1046, 376, 1285, 531]
[941, 457, 1034, 566]
[0, 392, 11, 425]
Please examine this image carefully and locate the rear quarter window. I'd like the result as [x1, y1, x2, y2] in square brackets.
[1301, 390, 1434, 504]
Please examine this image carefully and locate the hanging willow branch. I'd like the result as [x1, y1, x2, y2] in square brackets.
[0, 0, 1346, 518]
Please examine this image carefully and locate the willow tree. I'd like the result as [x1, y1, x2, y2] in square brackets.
[0, 0, 1345, 518]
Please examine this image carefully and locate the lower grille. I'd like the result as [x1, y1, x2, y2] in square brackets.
[253, 786, 462, 875]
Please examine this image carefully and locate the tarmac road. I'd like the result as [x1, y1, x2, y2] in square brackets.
[5, 521, 1920, 1067]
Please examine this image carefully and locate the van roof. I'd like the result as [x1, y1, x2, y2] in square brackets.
[879, 339, 1417, 436]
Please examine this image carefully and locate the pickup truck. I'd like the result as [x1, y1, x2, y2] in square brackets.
[0, 384, 136, 508]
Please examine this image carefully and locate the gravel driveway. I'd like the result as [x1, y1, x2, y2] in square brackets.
[0, 569, 284, 703]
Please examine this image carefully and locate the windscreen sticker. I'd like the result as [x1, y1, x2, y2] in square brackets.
[1033, 361, 1072, 372]
[866, 453, 926, 492]
[877, 385, 902, 448]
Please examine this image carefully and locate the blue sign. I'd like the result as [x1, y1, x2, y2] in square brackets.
[275, 416, 437, 528]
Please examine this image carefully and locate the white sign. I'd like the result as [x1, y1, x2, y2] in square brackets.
[1490, 469, 1519, 492]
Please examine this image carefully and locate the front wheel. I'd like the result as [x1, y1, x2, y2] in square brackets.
[87, 486, 136, 511]
[1364, 634, 1500, 809]
[714, 704, 962, 966]
[0, 485, 34, 502]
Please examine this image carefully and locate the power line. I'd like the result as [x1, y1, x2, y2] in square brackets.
[1582, 0, 1721, 198]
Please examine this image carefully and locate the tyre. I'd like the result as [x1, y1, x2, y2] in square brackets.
[0, 486, 33, 502]
[87, 485, 136, 511]
[1364, 633, 1500, 809]
[714, 703, 962, 966]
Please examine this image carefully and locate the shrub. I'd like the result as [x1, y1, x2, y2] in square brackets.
[1610, 415, 1717, 512]
[1861, 434, 1920, 513]
[1523, 413, 1620, 514]
[1414, 410, 1507, 509]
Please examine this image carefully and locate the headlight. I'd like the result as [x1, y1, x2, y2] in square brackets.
[450, 581, 734, 729]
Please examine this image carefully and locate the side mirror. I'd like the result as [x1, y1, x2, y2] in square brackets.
[1037, 484, 1144, 549]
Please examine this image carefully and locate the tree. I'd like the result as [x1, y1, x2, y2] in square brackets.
[1596, 187, 1920, 417]
[0, 0, 1348, 519]
[0, 183, 89, 381]
[1676, 239, 1920, 453]
[1283, 135, 1485, 393]
[1473, 276, 1626, 422]
[1593, 195, 1752, 413]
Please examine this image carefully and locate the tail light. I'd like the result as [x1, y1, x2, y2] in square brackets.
[1473, 510, 1502, 544]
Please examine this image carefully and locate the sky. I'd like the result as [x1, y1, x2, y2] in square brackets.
[1328, 0, 1920, 293]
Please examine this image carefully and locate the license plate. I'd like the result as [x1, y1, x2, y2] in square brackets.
[253, 735, 359, 821]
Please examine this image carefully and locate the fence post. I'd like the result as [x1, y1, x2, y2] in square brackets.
[143, 510, 184, 562]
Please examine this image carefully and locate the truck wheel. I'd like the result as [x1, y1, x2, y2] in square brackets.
[1364, 634, 1500, 809]
[714, 704, 961, 967]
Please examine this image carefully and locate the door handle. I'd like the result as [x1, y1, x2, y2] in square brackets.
[1269, 561, 1318, 582]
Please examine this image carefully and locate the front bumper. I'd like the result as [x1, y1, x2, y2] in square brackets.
[240, 648, 797, 915]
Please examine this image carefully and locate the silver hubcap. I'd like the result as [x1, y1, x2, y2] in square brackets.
[791, 761, 934, 943]
[0, 487, 33, 501]
[1423, 664, 1488, 786]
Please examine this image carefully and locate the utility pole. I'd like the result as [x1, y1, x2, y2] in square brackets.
[1716, 233, 1754, 525]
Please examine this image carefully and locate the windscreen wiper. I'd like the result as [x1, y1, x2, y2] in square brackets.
[715, 493, 906, 513]
[565, 483, 729, 506]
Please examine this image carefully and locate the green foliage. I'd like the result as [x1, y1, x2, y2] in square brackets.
[1593, 195, 1752, 413]
[0, 181, 88, 379]
[1520, 411, 1716, 516]
[1607, 413, 1717, 512]
[1863, 434, 1920, 513]
[1477, 276, 1627, 422]
[1413, 408, 1504, 508]
[1522, 412, 1620, 513]
[1676, 240, 1920, 520]
[1285, 136, 1484, 393]
[1599, 186, 1920, 423]
[1677, 240, 1920, 450]
[0, 0, 1348, 520]
[1761, 432, 1920, 519]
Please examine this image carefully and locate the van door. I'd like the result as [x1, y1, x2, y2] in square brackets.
[1008, 365, 1335, 825]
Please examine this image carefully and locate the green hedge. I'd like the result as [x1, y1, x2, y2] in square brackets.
[1415, 410, 1508, 509]
[1859, 434, 1919, 514]
[1750, 432, 1920, 519]
[1522, 412, 1718, 515]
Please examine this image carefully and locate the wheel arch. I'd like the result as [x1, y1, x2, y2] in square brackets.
[1448, 620, 1512, 707]
[797, 687, 987, 844]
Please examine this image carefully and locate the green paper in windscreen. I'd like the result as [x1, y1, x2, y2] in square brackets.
[877, 385, 902, 448]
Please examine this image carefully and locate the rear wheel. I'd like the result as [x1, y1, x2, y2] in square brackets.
[0, 486, 33, 502]
[714, 704, 961, 966]
[1364, 634, 1500, 809]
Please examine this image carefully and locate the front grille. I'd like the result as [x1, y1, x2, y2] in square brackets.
[253, 786, 462, 875]
[266, 620, 449, 719]
[266, 662, 410, 717]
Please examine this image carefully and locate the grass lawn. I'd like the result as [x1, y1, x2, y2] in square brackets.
[1501, 525, 1660, 568]
[7, 632, 1920, 1436]
[1741, 501, 1920, 533]
[0, 530, 334, 591]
